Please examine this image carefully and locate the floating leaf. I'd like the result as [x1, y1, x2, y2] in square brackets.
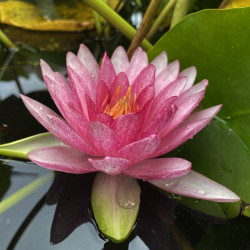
[148, 7, 250, 218]
[0, 132, 62, 159]
[91, 173, 140, 242]
[0, 0, 120, 31]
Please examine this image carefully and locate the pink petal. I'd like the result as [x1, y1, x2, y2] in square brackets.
[98, 52, 116, 89]
[179, 66, 197, 91]
[115, 135, 161, 163]
[28, 146, 96, 174]
[40, 60, 71, 93]
[77, 44, 99, 83]
[48, 115, 99, 156]
[42, 73, 78, 123]
[138, 97, 177, 139]
[180, 79, 208, 100]
[67, 52, 96, 102]
[131, 64, 156, 96]
[160, 90, 206, 138]
[88, 121, 121, 155]
[95, 113, 114, 127]
[136, 85, 155, 111]
[66, 103, 90, 139]
[141, 99, 154, 126]
[20, 95, 99, 156]
[150, 51, 168, 76]
[111, 113, 143, 146]
[147, 77, 186, 124]
[111, 46, 129, 74]
[85, 94, 98, 121]
[96, 80, 110, 111]
[149, 170, 240, 202]
[67, 66, 90, 118]
[154, 60, 180, 96]
[152, 118, 214, 158]
[181, 105, 222, 126]
[126, 47, 148, 84]
[124, 158, 191, 180]
[89, 157, 131, 175]
[109, 72, 129, 105]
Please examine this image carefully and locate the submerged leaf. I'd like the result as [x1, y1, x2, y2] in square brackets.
[220, 0, 250, 9]
[0, 0, 120, 31]
[91, 173, 140, 242]
[0, 132, 62, 159]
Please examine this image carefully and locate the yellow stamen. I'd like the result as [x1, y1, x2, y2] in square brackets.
[102, 85, 139, 119]
[101, 94, 109, 112]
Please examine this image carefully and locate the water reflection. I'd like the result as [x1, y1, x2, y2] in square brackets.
[2, 158, 250, 249]
[0, 73, 47, 100]
[47, 172, 95, 244]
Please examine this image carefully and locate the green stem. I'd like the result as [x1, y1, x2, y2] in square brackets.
[0, 30, 17, 49]
[0, 173, 53, 214]
[170, 0, 191, 29]
[146, 0, 177, 40]
[0, 48, 17, 80]
[82, 0, 153, 51]
[93, 10, 102, 35]
[103, 0, 111, 38]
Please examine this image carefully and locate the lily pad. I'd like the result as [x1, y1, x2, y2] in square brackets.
[148, 7, 250, 217]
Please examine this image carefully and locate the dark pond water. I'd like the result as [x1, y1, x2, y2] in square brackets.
[0, 27, 250, 250]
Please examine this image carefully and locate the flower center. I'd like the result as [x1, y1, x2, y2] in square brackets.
[102, 86, 139, 119]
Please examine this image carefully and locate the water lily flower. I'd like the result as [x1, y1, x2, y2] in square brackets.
[20, 44, 239, 241]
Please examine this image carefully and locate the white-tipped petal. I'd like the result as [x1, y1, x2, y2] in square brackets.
[149, 170, 240, 202]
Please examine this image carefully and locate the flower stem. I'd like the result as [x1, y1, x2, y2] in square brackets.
[93, 10, 102, 35]
[82, 0, 153, 51]
[0, 173, 53, 214]
[103, 0, 111, 38]
[127, 0, 162, 59]
[170, 0, 191, 29]
[0, 30, 17, 49]
[146, 0, 177, 40]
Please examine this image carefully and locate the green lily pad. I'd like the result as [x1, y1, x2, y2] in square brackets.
[91, 173, 140, 242]
[0, 132, 62, 159]
[148, 7, 250, 217]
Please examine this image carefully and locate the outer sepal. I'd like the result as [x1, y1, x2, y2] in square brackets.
[91, 172, 140, 242]
[0, 132, 62, 159]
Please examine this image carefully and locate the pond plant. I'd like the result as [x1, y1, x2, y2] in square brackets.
[0, 0, 250, 248]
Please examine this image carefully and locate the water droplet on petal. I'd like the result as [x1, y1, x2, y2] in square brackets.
[39, 106, 43, 111]
[164, 178, 180, 188]
[116, 175, 141, 209]
[197, 189, 207, 196]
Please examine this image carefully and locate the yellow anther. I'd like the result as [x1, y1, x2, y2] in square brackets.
[102, 85, 139, 119]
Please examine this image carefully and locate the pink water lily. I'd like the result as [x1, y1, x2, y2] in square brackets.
[21, 44, 239, 203]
